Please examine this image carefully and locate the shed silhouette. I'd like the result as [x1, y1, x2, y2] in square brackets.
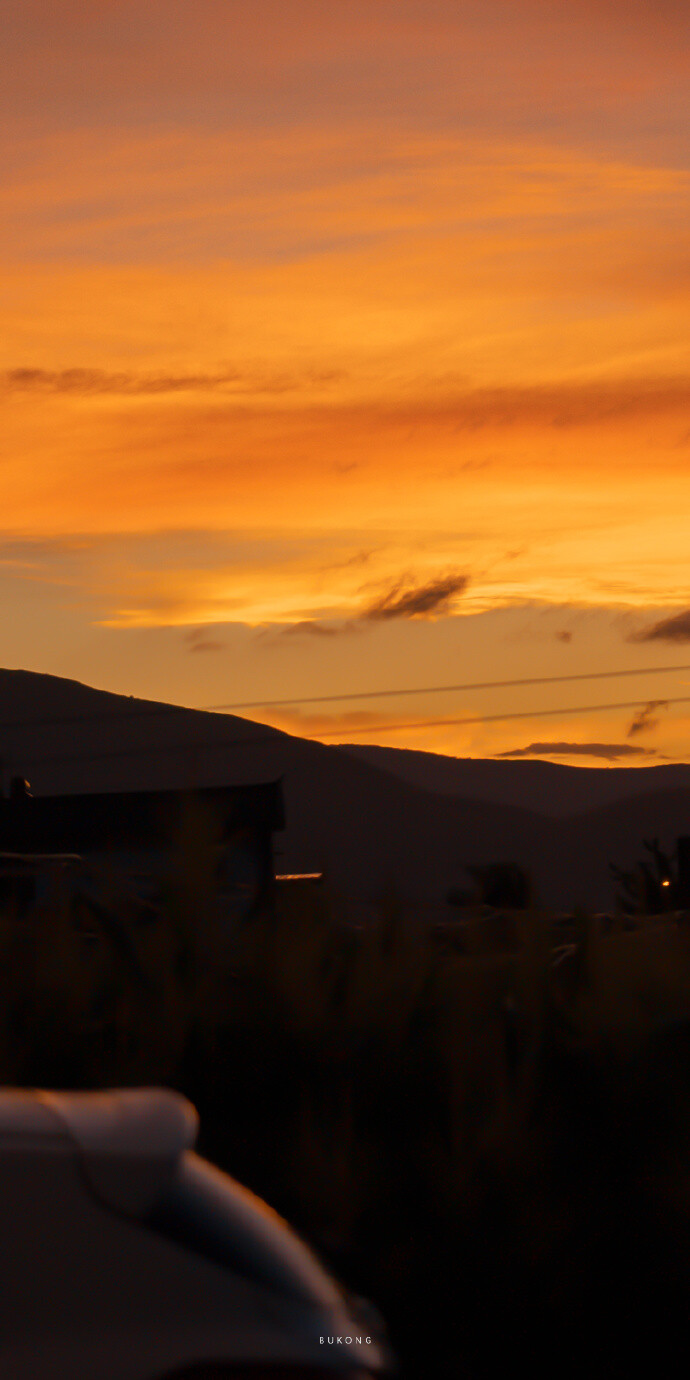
[0, 779, 284, 919]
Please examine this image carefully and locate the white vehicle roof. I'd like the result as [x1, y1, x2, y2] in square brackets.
[0, 1087, 198, 1214]
[0, 1088, 390, 1378]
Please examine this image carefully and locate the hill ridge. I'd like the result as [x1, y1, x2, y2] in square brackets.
[2, 668, 689, 910]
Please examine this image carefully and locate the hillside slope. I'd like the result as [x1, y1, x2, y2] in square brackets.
[339, 743, 690, 817]
[1, 668, 688, 910]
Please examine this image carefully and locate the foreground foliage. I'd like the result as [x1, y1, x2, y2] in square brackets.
[3, 862, 690, 1377]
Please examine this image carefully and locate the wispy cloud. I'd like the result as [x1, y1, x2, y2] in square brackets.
[413, 379, 690, 432]
[2, 1, 690, 750]
[631, 609, 690, 643]
[498, 741, 655, 760]
[8, 367, 690, 423]
[626, 699, 668, 736]
[1, 366, 342, 398]
[362, 571, 469, 621]
[4, 0, 689, 160]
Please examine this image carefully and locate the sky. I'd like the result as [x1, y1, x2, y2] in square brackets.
[2, 0, 690, 764]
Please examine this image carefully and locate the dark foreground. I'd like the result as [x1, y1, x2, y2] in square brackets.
[3, 874, 690, 1378]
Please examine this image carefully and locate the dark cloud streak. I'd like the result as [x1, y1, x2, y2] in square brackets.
[626, 699, 668, 736]
[498, 741, 654, 760]
[362, 571, 469, 621]
[2, 366, 344, 397]
[631, 609, 690, 643]
[5, 371, 688, 430]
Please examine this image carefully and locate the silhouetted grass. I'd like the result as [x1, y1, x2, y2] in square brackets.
[3, 851, 690, 1378]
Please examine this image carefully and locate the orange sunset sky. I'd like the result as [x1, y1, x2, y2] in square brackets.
[3, 0, 690, 764]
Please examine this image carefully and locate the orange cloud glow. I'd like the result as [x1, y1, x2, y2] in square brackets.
[3, 1, 689, 760]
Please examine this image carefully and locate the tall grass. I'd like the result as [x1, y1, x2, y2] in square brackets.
[3, 848, 690, 1377]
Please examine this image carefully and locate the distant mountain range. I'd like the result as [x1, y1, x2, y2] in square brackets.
[1, 667, 689, 912]
[337, 743, 690, 817]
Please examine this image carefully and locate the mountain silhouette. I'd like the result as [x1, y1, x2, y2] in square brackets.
[338, 742, 690, 816]
[1, 668, 689, 912]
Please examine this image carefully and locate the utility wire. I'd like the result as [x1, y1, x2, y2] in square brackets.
[203, 661, 690, 712]
[313, 694, 690, 737]
[5, 695, 689, 765]
[1, 663, 689, 734]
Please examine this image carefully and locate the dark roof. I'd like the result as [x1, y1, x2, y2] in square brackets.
[0, 781, 284, 854]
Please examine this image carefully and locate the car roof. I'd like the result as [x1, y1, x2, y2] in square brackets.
[0, 1088, 198, 1214]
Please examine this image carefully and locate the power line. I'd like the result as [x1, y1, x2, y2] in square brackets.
[203, 662, 690, 712]
[6, 695, 688, 766]
[312, 694, 690, 738]
[0, 663, 688, 736]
